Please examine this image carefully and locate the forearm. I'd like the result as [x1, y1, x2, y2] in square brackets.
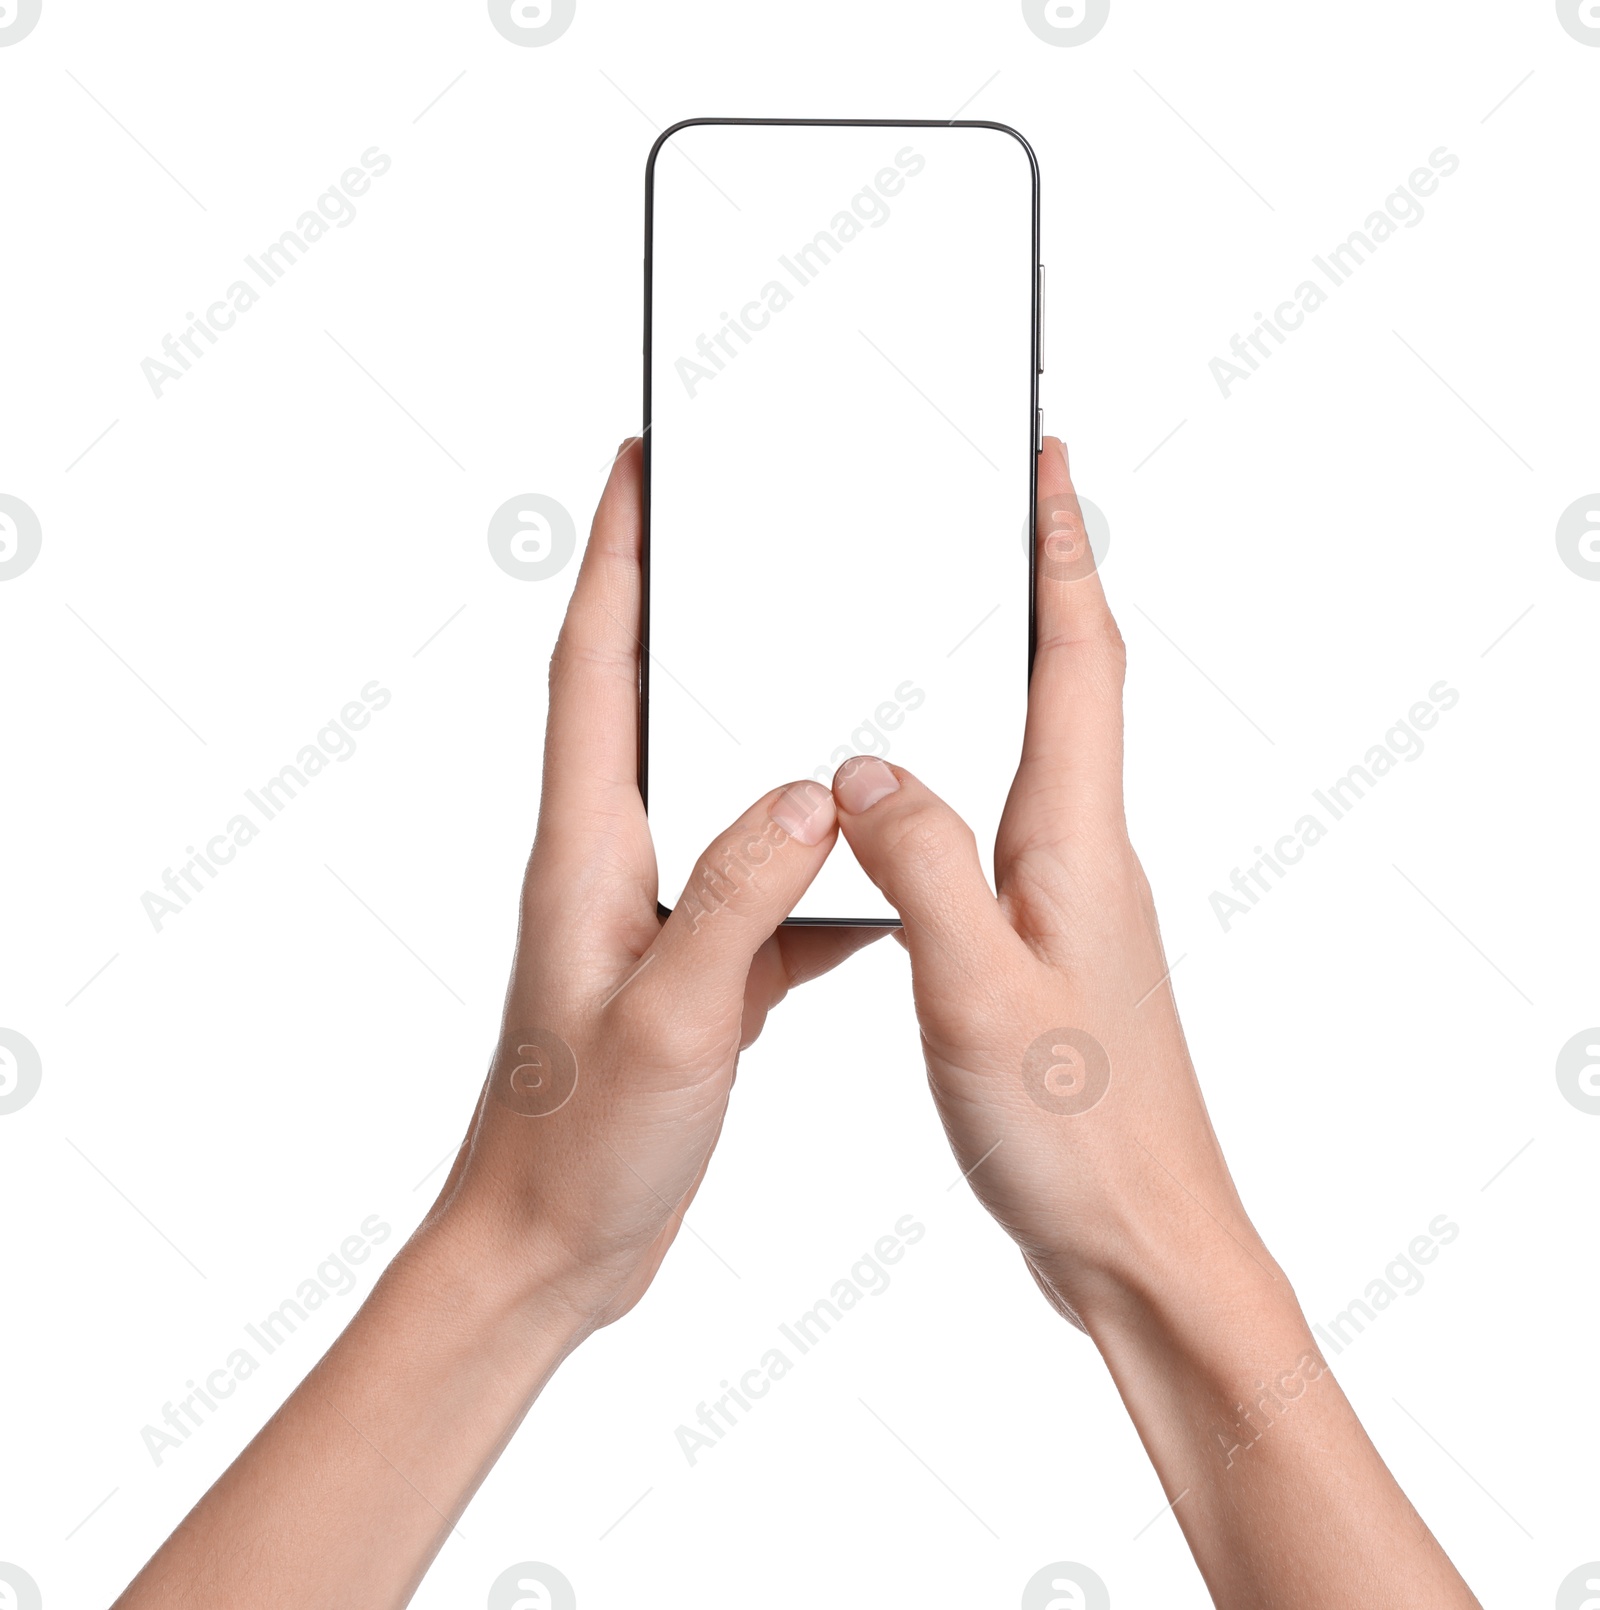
[1081, 1245, 1480, 1610]
[114, 1207, 588, 1610]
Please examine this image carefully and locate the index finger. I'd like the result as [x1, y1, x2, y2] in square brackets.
[539, 438, 645, 832]
[1012, 436, 1128, 830]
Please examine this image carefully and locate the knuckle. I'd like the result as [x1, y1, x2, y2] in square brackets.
[608, 970, 734, 1069]
[883, 802, 971, 873]
[1060, 625, 1127, 699]
[546, 632, 579, 693]
[1101, 614, 1127, 664]
[1037, 615, 1126, 684]
[547, 626, 634, 692]
[1101, 620, 1128, 685]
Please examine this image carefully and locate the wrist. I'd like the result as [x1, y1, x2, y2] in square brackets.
[396, 1197, 599, 1367]
[1022, 1195, 1299, 1350]
[1065, 1232, 1316, 1419]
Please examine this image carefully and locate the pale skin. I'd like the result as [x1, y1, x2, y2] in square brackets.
[112, 436, 1480, 1610]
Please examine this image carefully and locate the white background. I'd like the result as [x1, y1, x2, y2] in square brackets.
[1, 2, 1596, 1607]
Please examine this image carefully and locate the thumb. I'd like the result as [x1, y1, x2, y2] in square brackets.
[831, 757, 1021, 998]
[646, 780, 840, 1004]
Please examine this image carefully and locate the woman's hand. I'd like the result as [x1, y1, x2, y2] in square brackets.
[830, 433, 1254, 1329]
[112, 438, 878, 1610]
[428, 437, 879, 1334]
[828, 436, 1480, 1610]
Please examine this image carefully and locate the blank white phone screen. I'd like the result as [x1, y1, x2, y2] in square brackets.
[646, 121, 1037, 922]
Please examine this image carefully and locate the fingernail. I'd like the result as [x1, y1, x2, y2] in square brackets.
[770, 780, 834, 846]
[616, 436, 636, 457]
[834, 756, 900, 815]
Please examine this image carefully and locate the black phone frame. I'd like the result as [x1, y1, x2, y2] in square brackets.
[640, 117, 1042, 927]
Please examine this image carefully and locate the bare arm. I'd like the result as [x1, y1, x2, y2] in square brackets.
[114, 1213, 583, 1608]
[113, 439, 877, 1608]
[825, 434, 1480, 1610]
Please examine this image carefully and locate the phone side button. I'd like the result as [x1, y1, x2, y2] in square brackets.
[1037, 264, 1046, 374]
[1036, 407, 1044, 453]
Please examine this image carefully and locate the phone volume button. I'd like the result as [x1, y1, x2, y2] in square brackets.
[1037, 264, 1046, 374]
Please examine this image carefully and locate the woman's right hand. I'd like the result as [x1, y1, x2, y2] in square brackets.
[830, 435, 1277, 1331]
[827, 436, 1480, 1610]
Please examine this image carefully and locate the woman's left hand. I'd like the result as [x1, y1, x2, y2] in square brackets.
[428, 437, 883, 1333]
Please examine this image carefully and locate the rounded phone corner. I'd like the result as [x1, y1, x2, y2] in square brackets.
[953, 119, 1040, 188]
[645, 118, 719, 186]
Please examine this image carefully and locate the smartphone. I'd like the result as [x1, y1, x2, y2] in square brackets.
[642, 118, 1041, 924]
